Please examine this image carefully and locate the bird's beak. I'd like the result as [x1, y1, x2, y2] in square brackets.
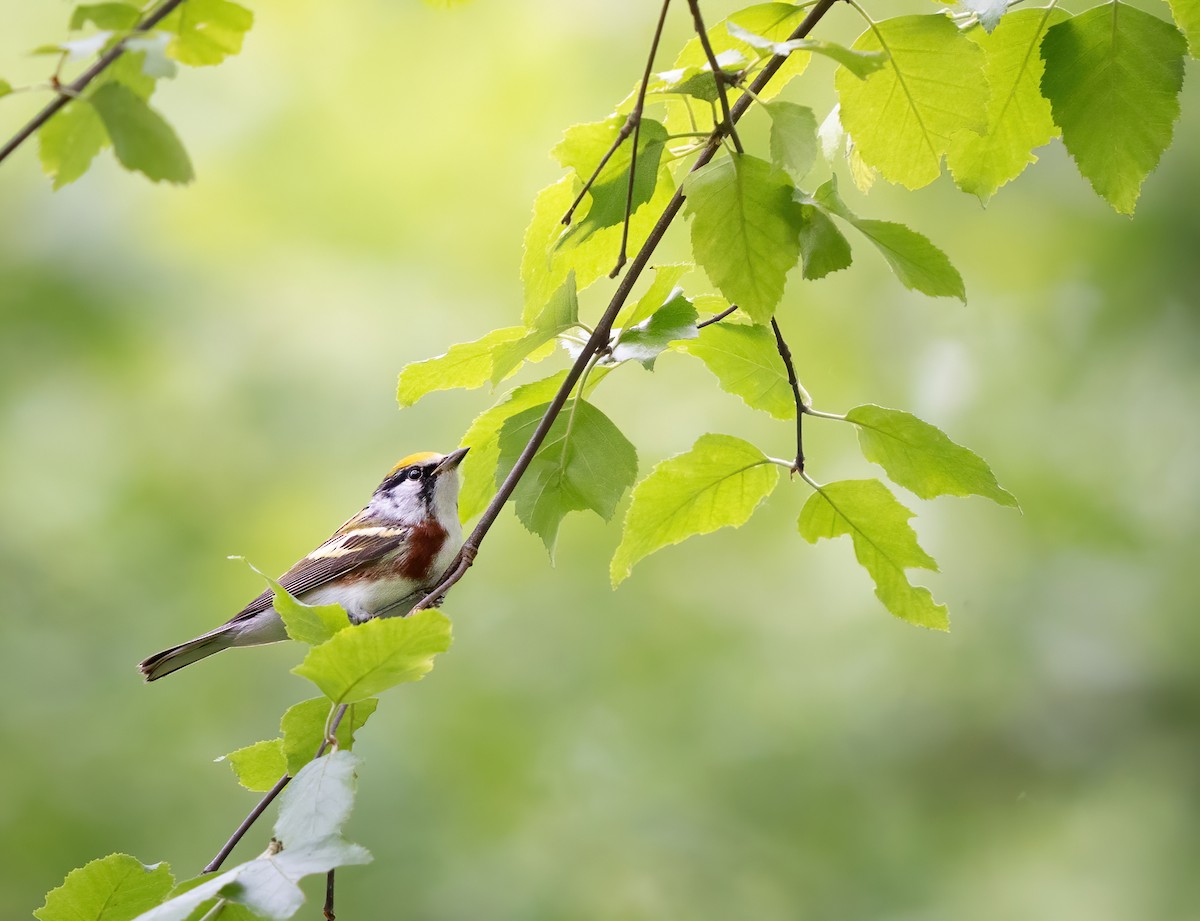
[433, 446, 470, 476]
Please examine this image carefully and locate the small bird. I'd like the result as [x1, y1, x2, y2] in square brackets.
[138, 448, 469, 682]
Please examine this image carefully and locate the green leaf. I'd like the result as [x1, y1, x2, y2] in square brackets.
[1166, 0, 1200, 56]
[396, 326, 527, 408]
[677, 322, 803, 419]
[101, 51, 157, 99]
[490, 273, 578, 385]
[797, 203, 853, 280]
[726, 23, 887, 78]
[616, 262, 691, 328]
[611, 434, 778, 586]
[846, 404, 1018, 507]
[38, 100, 108, 189]
[836, 14, 988, 189]
[1040, 2, 1186, 214]
[946, 7, 1070, 203]
[280, 698, 378, 775]
[554, 116, 668, 243]
[610, 294, 698, 368]
[71, 3, 141, 31]
[274, 750, 360, 845]
[160, 0, 254, 66]
[798, 478, 947, 629]
[497, 399, 638, 556]
[36, 854, 174, 921]
[222, 739, 287, 792]
[766, 101, 819, 182]
[88, 83, 193, 184]
[232, 557, 349, 645]
[292, 610, 452, 703]
[683, 154, 804, 324]
[674, 4, 811, 98]
[0, 79, 11, 99]
[811, 177, 965, 301]
[653, 52, 746, 103]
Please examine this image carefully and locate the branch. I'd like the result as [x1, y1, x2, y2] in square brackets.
[686, 0, 744, 154]
[414, 0, 842, 613]
[770, 317, 806, 473]
[0, 0, 189, 167]
[696, 302, 739, 329]
[324, 869, 337, 921]
[611, 0, 673, 277]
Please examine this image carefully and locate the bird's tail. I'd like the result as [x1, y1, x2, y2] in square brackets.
[138, 630, 232, 682]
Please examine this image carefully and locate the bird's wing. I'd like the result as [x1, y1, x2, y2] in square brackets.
[229, 517, 410, 622]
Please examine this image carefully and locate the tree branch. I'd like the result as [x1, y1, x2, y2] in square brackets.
[0, 0, 189, 167]
[770, 316, 806, 473]
[324, 869, 337, 921]
[696, 302, 739, 329]
[687, 0, 743, 154]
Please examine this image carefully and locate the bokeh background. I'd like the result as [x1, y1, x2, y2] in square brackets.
[2, 1, 1198, 918]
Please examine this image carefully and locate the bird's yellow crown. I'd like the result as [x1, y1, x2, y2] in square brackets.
[389, 451, 441, 474]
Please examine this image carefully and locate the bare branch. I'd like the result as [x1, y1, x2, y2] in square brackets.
[686, 0, 744, 155]
[696, 302, 739, 329]
[770, 317, 806, 472]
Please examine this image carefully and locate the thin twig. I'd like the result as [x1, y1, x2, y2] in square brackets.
[414, 0, 842, 614]
[696, 303, 739, 329]
[687, 0, 743, 154]
[770, 317, 806, 473]
[610, 0, 673, 277]
[0, 0, 189, 166]
[324, 870, 336, 921]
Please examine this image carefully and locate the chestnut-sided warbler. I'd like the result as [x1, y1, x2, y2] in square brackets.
[138, 448, 469, 681]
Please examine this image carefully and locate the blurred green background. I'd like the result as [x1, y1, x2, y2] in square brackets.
[2, 1, 1198, 918]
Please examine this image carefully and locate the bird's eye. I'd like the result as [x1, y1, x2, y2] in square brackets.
[407, 467, 422, 481]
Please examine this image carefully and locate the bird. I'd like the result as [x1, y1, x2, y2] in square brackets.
[138, 448, 469, 682]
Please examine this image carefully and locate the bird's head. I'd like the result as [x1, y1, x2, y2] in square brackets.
[368, 447, 469, 527]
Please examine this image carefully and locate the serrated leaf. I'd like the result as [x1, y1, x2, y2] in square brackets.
[797, 204, 853, 280]
[676, 3, 811, 98]
[1166, 0, 1200, 56]
[292, 610, 451, 703]
[611, 434, 778, 586]
[38, 100, 108, 188]
[232, 557, 349, 645]
[274, 750, 359, 845]
[947, 7, 1070, 203]
[280, 698, 378, 776]
[160, 0, 253, 66]
[683, 154, 803, 324]
[1040, 2, 1186, 214]
[89, 83, 193, 183]
[846, 404, 1018, 506]
[101, 51, 157, 99]
[497, 399, 637, 556]
[798, 478, 947, 629]
[491, 273, 578, 384]
[36, 854, 174, 921]
[396, 326, 526, 408]
[71, 3, 141, 31]
[677, 322, 802, 418]
[957, 0, 1010, 34]
[610, 294, 698, 368]
[616, 262, 692, 328]
[727, 23, 887, 78]
[222, 739, 286, 792]
[811, 177, 965, 301]
[836, 15, 988, 190]
[767, 101, 819, 182]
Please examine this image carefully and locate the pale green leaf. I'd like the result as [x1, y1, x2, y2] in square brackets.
[232, 557, 349, 645]
[616, 262, 692, 328]
[846, 404, 1018, 506]
[497, 399, 637, 556]
[222, 739, 286, 792]
[274, 750, 359, 845]
[0, 79, 11, 98]
[947, 7, 1070, 203]
[280, 697, 378, 775]
[292, 610, 452, 703]
[491, 273, 578, 384]
[836, 14, 988, 189]
[726, 23, 887, 78]
[798, 478, 947, 629]
[653, 51, 746, 103]
[396, 326, 526, 407]
[610, 294, 698, 368]
[797, 203, 853, 280]
[811, 177, 965, 301]
[1040, 2, 1186, 214]
[767, 101, 819, 182]
[38, 100, 108, 189]
[677, 3, 811, 98]
[89, 83, 193, 184]
[100, 51, 157, 99]
[160, 0, 253, 66]
[1166, 0, 1200, 56]
[683, 154, 804, 324]
[677, 322, 802, 419]
[611, 434, 778, 586]
[36, 854, 174, 921]
[71, 3, 141, 31]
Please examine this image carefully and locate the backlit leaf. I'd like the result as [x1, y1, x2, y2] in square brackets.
[280, 697, 378, 775]
[611, 434, 778, 586]
[616, 262, 692, 328]
[160, 0, 253, 66]
[727, 23, 887, 78]
[797, 204, 853, 280]
[766, 101, 819, 182]
[396, 326, 526, 407]
[222, 739, 286, 792]
[38, 100, 108, 189]
[798, 478, 947, 629]
[490, 273, 578, 384]
[1040, 2, 1186, 214]
[89, 83, 193, 183]
[36, 854, 174, 921]
[610, 294, 698, 368]
[1166, 0, 1200, 56]
[678, 322, 803, 419]
[70, 3, 141, 31]
[836, 15, 987, 189]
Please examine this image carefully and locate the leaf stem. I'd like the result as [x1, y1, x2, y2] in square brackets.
[770, 317, 806, 473]
[687, 0, 744, 154]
